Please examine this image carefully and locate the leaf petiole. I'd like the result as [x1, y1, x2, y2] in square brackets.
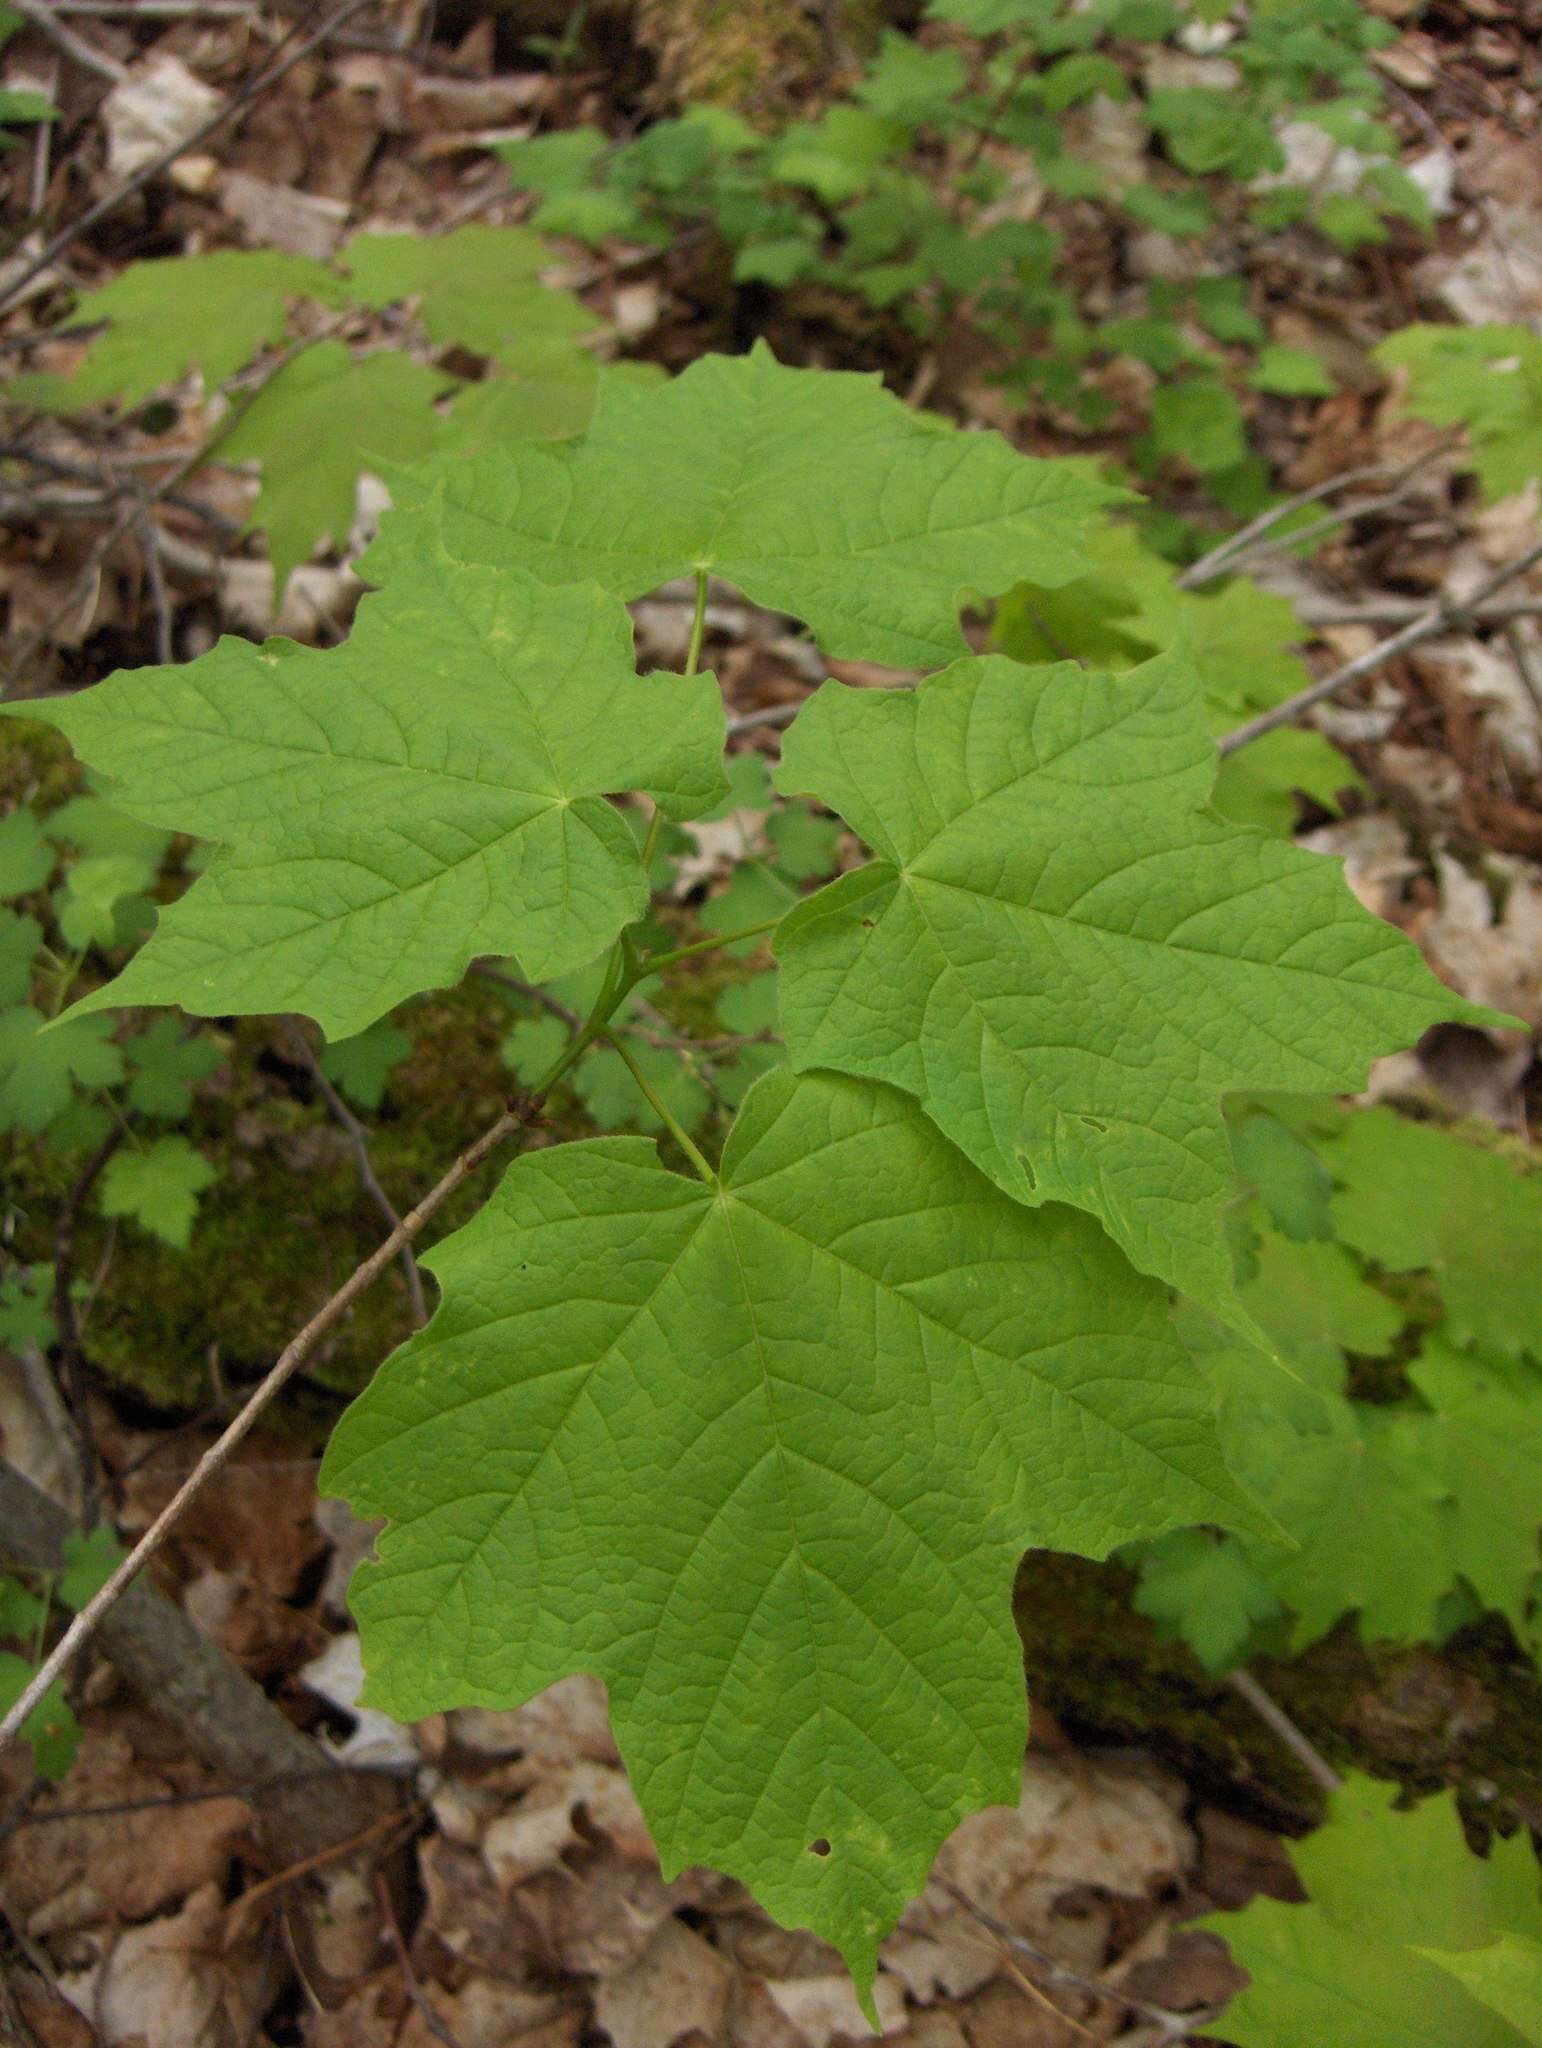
[599, 1029, 719, 1186]
[633, 919, 782, 980]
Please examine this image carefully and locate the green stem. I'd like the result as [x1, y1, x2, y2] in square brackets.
[637, 570, 710, 880]
[685, 566, 709, 679]
[635, 919, 782, 980]
[49, 949, 86, 1019]
[600, 1031, 718, 1186]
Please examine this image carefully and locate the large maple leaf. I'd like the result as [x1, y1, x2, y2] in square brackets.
[772, 648, 1504, 1317]
[322, 1068, 1257, 1985]
[9, 559, 725, 1037]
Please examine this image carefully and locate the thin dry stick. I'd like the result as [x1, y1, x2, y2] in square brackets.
[1217, 537, 1542, 756]
[932, 1878, 1202, 2042]
[0, 1105, 526, 1754]
[3, 318, 346, 692]
[51, 0, 255, 13]
[285, 1024, 428, 1327]
[1177, 437, 1459, 591]
[374, 1873, 469, 2048]
[1227, 1669, 1341, 1795]
[12, 0, 128, 81]
[0, 0, 374, 311]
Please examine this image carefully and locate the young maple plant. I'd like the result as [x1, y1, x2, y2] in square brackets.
[7, 347, 1501, 1992]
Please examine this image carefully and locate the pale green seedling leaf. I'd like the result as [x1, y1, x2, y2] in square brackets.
[1409, 1338, 1542, 1637]
[0, 1008, 123, 1133]
[124, 1016, 222, 1120]
[57, 1526, 124, 1612]
[215, 343, 454, 596]
[365, 344, 1126, 668]
[320, 1020, 413, 1113]
[1239, 1233, 1403, 1392]
[0, 1653, 79, 1781]
[772, 650, 1497, 1320]
[1250, 344, 1335, 397]
[57, 851, 158, 951]
[21, 249, 345, 409]
[1377, 324, 1542, 502]
[340, 224, 599, 365]
[323, 1068, 1259, 1986]
[0, 1263, 54, 1350]
[1420, 1935, 1542, 2042]
[0, 911, 41, 1007]
[1206, 1776, 1542, 2048]
[13, 560, 727, 1038]
[1131, 1528, 1283, 1675]
[1228, 1110, 1335, 1242]
[437, 341, 599, 450]
[1318, 1109, 1542, 1361]
[98, 1135, 217, 1248]
[767, 801, 845, 883]
[0, 809, 52, 894]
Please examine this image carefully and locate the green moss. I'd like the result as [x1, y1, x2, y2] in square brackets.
[0, 712, 82, 813]
[4, 984, 557, 1417]
[1015, 1551, 1542, 1834]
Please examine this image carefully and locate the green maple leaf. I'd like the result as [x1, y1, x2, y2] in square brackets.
[12, 561, 727, 1038]
[0, 1007, 124, 1133]
[0, 1654, 80, 1782]
[1239, 1233, 1404, 1392]
[1228, 1109, 1335, 1242]
[1313, 1108, 1542, 1361]
[340, 224, 600, 367]
[995, 519, 1362, 835]
[216, 343, 455, 596]
[1206, 1776, 1542, 2048]
[125, 1016, 222, 1120]
[1130, 1527, 1283, 1675]
[22, 249, 344, 409]
[1409, 1337, 1542, 1637]
[363, 344, 1125, 668]
[57, 1526, 124, 1612]
[322, 1067, 1258, 1984]
[0, 809, 53, 894]
[1420, 1935, 1542, 2042]
[1377, 325, 1542, 503]
[771, 650, 1494, 1320]
[437, 342, 599, 450]
[1212, 1354, 1452, 1649]
[98, 1134, 216, 1248]
[0, 910, 41, 1007]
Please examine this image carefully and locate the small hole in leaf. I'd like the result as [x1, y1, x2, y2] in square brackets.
[809, 1838, 831, 1858]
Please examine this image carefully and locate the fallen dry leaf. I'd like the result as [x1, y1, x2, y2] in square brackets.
[594, 1918, 736, 2048]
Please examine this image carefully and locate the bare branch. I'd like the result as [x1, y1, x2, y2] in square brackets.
[0, 0, 375, 317]
[1227, 1668, 1341, 1795]
[0, 1103, 529, 1755]
[284, 1023, 428, 1328]
[1218, 539, 1542, 756]
[11, 0, 128, 82]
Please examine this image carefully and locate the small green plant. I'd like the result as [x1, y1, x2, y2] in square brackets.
[0, 1525, 122, 1781]
[498, 0, 1421, 507]
[15, 226, 609, 596]
[1206, 1774, 1542, 2047]
[0, 790, 222, 1248]
[1132, 1100, 1542, 1675]
[6, 346, 1502, 1994]
[1378, 323, 1542, 504]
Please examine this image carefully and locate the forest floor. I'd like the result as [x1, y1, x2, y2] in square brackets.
[1, 1, 1540, 2044]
